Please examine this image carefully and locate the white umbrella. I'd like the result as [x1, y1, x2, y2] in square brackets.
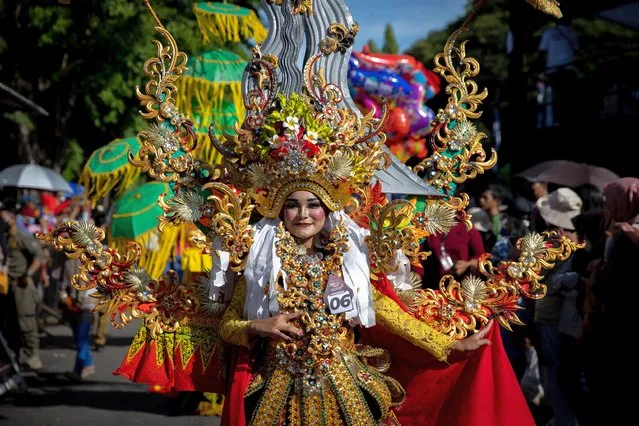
[0, 164, 73, 193]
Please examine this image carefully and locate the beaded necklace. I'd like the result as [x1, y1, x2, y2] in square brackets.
[274, 219, 350, 390]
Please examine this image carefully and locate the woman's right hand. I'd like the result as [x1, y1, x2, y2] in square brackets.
[248, 311, 304, 341]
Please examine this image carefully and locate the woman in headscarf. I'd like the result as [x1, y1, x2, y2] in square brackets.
[600, 178, 639, 321]
[589, 177, 639, 424]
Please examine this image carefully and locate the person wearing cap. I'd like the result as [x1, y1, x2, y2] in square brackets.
[534, 187, 583, 426]
[0, 200, 45, 370]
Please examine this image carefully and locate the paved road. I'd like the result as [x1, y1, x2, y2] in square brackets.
[0, 320, 220, 426]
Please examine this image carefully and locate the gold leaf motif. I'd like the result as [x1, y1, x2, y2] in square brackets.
[135, 26, 188, 122]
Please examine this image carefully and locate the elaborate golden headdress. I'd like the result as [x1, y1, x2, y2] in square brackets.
[208, 42, 389, 218]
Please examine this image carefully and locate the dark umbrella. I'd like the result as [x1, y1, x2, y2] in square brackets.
[516, 160, 620, 190]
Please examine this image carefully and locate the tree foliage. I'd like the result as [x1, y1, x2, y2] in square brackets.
[406, 0, 639, 90]
[406, 0, 639, 177]
[61, 139, 84, 181]
[382, 23, 399, 54]
[367, 39, 381, 53]
[0, 0, 258, 178]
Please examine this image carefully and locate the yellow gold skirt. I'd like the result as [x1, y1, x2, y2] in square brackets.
[244, 337, 405, 426]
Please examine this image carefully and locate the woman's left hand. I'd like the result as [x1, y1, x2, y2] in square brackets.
[452, 319, 493, 352]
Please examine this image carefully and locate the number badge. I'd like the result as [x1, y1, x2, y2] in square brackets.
[324, 275, 354, 315]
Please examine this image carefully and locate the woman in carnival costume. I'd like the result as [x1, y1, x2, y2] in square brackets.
[39, 0, 576, 425]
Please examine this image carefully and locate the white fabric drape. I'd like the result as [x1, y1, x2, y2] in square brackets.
[239, 211, 376, 327]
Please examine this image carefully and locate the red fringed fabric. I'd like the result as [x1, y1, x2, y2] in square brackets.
[114, 328, 226, 394]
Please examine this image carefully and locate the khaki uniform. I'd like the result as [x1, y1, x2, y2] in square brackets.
[7, 230, 44, 368]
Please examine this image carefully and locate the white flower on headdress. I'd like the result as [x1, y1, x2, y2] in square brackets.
[283, 116, 300, 134]
[270, 134, 282, 146]
[303, 130, 319, 144]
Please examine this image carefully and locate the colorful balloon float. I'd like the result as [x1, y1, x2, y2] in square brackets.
[348, 48, 441, 161]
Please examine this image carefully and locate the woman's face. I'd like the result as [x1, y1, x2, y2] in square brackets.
[281, 191, 327, 242]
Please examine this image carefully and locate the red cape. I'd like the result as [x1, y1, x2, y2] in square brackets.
[360, 324, 533, 426]
[359, 275, 533, 426]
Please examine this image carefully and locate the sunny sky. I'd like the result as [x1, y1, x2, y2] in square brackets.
[346, 0, 467, 52]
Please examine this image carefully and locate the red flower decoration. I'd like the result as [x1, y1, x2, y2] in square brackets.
[296, 125, 306, 140]
[272, 145, 290, 159]
[302, 140, 320, 157]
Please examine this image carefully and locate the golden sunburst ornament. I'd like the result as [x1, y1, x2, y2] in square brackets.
[327, 151, 354, 181]
[139, 124, 179, 153]
[461, 275, 487, 313]
[418, 202, 457, 236]
[519, 233, 547, 263]
[124, 267, 154, 302]
[449, 121, 478, 151]
[69, 222, 102, 254]
[247, 163, 272, 191]
[196, 274, 227, 316]
[168, 191, 206, 223]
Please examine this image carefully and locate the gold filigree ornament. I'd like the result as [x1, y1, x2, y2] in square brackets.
[397, 232, 582, 339]
[366, 193, 469, 277]
[37, 221, 201, 338]
[130, 3, 222, 192]
[366, 200, 429, 277]
[412, 27, 497, 197]
[268, 0, 313, 16]
[320, 23, 359, 55]
[201, 182, 254, 272]
[292, 0, 313, 15]
[135, 7, 189, 128]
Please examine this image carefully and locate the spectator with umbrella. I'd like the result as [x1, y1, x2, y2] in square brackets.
[516, 160, 620, 191]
